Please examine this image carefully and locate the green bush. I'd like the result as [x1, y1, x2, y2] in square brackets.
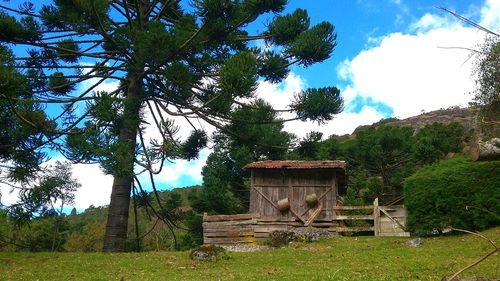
[404, 156, 500, 235]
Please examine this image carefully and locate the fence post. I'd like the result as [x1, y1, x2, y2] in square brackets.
[373, 198, 380, 236]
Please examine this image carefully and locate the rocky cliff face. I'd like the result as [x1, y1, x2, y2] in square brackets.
[384, 107, 477, 132]
[348, 107, 477, 137]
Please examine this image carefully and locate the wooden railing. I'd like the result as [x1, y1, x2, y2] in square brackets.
[333, 204, 375, 233]
[333, 198, 410, 237]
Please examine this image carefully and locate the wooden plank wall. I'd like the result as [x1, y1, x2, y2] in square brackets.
[250, 169, 338, 221]
[202, 213, 259, 245]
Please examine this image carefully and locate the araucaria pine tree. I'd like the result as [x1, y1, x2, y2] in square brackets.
[0, 0, 343, 252]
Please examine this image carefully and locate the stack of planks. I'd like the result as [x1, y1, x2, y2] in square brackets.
[202, 213, 259, 245]
[203, 213, 338, 245]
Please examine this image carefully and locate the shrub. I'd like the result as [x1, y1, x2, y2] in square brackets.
[404, 156, 500, 235]
[64, 221, 105, 252]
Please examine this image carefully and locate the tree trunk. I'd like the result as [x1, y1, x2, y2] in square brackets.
[470, 137, 500, 161]
[103, 78, 142, 252]
[103, 176, 133, 252]
[103, 0, 149, 252]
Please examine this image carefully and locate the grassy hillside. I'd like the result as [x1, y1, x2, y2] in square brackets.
[1, 227, 498, 281]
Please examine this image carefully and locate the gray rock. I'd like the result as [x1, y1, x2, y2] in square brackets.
[269, 227, 334, 247]
[189, 245, 227, 261]
[407, 238, 423, 247]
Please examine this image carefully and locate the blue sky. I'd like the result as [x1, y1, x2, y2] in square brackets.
[1, 0, 499, 209]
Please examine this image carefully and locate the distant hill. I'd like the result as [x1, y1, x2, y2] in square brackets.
[345, 106, 477, 138]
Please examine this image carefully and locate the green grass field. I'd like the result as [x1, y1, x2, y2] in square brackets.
[1, 227, 498, 281]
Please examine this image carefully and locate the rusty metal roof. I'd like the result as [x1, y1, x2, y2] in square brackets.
[244, 160, 346, 170]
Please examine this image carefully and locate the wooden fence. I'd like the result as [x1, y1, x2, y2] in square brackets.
[334, 198, 410, 237]
[203, 198, 409, 245]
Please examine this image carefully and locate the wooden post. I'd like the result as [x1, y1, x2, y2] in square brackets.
[288, 174, 293, 221]
[373, 198, 380, 237]
[332, 172, 337, 221]
[249, 170, 255, 213]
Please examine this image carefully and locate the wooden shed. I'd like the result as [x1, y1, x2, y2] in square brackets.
[245, 160, 346, 224]
[202, 160, 410, 245]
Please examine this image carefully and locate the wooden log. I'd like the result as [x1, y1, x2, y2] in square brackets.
[470, 137, 500, 161]
[203, 227, 254, 232]
[373, 198, 380, 236]
[333, 215, 374, 220]
[203, 213, 259, 222]
[202, 219, 257, 227]
[203, 237, 257, 244]
[377, 232, 410, 237]
[256, 217, 296, 222]
[336, 226, 375, 232]
[304, 203, 323, 226]
[203, 228, 254, 235]
[289, 207, 306, 224]
[203, 231, 254, 238]
[254, 233, 270, 238]
[333, 205, 373, 210]
[255, 221, 334, 227]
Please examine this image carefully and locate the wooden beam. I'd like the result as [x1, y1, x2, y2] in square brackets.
[336, 226, 375, 232]
[252, 186, 278, 209]
[290, 207, 307, 224]
[304, 203, 323, 226]
[252, 184, 333, 188]
[333, 205, 373, 210]
[203, 213, 260, 222]
[374, 198, 380, 236]
[333, 215, 374, 220]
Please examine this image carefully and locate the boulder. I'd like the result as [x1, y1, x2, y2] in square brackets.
[407, 238, 423, 247]
[269, 227, 334, 247]
[189, 245, 227, 261]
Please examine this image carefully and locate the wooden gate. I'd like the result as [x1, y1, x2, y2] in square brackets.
[334, 198, 410, 237]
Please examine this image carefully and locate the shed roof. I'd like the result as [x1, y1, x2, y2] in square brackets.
[244, 160, 346, 170]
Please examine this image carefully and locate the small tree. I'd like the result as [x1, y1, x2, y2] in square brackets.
[190, 100, 292, 217]
[0, 45, 53, 186]
[8, 161, 80, 221]
[413, 122, 463, 164]
[354, 125, 414, 195]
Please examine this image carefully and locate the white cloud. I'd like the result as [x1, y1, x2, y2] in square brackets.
[254, 73, 383, 138]
[410, 13, 458, 32]
[71, 162, 113, 209]
[0, 159, 113, 211]
[480, 0, 500, 30]
[143, 148, 209, 188]
[255, 72, 306, 111]
[284, 106, 385, 137]
[337, 12, 496, 118]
